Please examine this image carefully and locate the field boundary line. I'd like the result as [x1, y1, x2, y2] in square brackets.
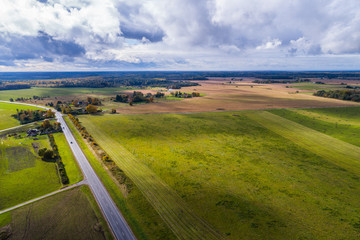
[0, 180, 86, 215]
[246, 111, 360, 175]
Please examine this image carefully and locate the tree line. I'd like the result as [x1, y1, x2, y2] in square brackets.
[170, 91, 201, 98]
[314, 90, 360, 102]
[68, 114, 133, 192]
[38, 134, 69, 185]
[0, 83, 31, 91]
[252, 79, 311, 84]
[114, 91, 165, 105]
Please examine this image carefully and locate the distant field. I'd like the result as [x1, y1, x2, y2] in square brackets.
[0, 102, 43, 131]
[0, 87, 131, 101]
[0, 186, 113, 240]
[290, 82, 346, 91]
[80, 112, 360, 239]
[110, 79, 359, 114]
[0, 134, 60, 210]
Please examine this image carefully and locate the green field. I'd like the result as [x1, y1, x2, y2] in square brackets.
[0, 87, 134, 101]
[0, 102, 43, 131]
[0, 134, 61, 210]
[0, 186, 113, 240]
[79, 111, 360, 239]
[290, 82, 346, 91]
[64, 116, 176, 240]
[269, 107, 360, 147]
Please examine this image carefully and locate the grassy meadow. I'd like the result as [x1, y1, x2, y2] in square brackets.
[0, 102, 43, 131]
[79, 111, 360, 240]
[0, 186, 113, 240]
[0, 134, 61, 210]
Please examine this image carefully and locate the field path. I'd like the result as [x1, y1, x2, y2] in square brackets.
[83, 119, 225, 240]
[0, 180, 86, 215]
[246, 111, 360, 174]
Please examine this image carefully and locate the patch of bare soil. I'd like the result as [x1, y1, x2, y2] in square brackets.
[0, 225, 12, 240]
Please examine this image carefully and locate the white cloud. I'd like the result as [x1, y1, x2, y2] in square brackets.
[256, 39, 282, 50]
[0, 0, 359, 70]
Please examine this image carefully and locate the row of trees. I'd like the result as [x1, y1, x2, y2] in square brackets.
[9, 95, 50, 102]
[38, 134, 69, 184]
[115, 91, 165, 104]
[253, 79, 310, 84]
[170, 91, 201, 98]
[0, 83, 31, 91]
[29, 75, 199, 89]
[68, 114, 133, 192]
[314, 90, 360, 102]
[39, 119, 62, 133]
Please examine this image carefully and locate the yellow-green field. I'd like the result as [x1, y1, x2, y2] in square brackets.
[0, 186, 113, 240]
[79, 111, 360, 239]
[269, 107, 360, 147]
[0, 131, 83, 210]
[0, 102, 43, 131]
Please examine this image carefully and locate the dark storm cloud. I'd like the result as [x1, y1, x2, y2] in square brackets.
[0, 32, 85, 61]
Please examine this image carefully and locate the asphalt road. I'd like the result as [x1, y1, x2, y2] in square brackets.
[0, 101, 136, 240]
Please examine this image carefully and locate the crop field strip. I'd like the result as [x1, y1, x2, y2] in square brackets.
[246, 111, 360, 175]
[82, 120, 225, 240]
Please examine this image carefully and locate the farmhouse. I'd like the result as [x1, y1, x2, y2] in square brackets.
[26, 129, 39, 136]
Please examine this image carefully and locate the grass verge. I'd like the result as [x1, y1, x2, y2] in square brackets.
[53, 133, 83, 184]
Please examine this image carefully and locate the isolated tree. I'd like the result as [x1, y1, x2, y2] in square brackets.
[54, 122, 62, 132]
[38, 148, 47, 157]
[41, 119, 51, 129]
[72, 99, 79, 107]
[46, 109, 55, 118]
[86, 104, 98, 114]
[103, 155, 110, 162]
[43, 149, 54, 160]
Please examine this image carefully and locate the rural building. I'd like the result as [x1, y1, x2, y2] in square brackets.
[26, 129, 39, 137]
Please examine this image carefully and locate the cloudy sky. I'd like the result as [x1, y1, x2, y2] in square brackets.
[0, 0, 359, 71]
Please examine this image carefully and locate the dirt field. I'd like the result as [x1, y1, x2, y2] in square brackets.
[113, 78, 359, 114]
[0, 186, 112, 240]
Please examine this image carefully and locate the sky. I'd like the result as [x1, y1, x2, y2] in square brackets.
[0, 0, 359, 71]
